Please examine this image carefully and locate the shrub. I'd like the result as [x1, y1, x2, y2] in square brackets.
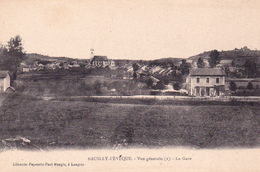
[173, 83, 181, 90]
[247, 82, 253, 90]
[146, 78, 154, 87]
[229, 81, 237, 92]
[163, 78, 170, 85]
[93, 80, 102, 95]
[152, 80, 165, 90]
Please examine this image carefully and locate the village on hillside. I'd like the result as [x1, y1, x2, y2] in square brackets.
[1, 37, 260, 98]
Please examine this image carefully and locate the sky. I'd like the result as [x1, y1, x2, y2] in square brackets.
[1, 0, 260, 60]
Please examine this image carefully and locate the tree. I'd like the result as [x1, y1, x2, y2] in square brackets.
[103, 81, 108, 87]
[152, 80, 165, 90]
[0, 35, 25, 80]
[208, 50, 221, 68]
[146, 78, 154, 87]
[173, 82, 181, 90]
[181, 59, 186, 65]
[163, 77, 170, 85]
[93, 80, 102, 94]
[133, 72, 137, 79]
[229, 81, 237, 92]
[180, 59, 191, 75]
[132, 62, 139, 79]
[197, 58, 205, 68]
[247, 82, 253, 90]
[244, 59, 257, 78]
[231, 61, 235, 67]
[6, 35, 25, 57]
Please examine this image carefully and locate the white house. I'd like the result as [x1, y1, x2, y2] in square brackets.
[186, 68, 226, 97]
[0, 71, 10, 92]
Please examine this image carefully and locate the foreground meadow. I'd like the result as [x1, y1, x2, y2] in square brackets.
[0, 93, 259, 149]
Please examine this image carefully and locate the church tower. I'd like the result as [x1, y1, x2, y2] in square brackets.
[90, 48, 95, 62]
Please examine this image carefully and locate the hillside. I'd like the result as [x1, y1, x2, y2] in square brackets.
[188, 46, 260, 61]
[152, 57, 182, 63]
[24, 53, 76, 64]
[24, 54, 182, 66]
[2, 46, 260, 66]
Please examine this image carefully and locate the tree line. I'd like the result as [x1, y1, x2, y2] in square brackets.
[0, 35, 25, 80]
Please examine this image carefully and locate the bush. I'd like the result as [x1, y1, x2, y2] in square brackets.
[93, 80, 102, 95]
[152, 80, 165, 90]
[229, 81, 237, 92]
[173, 83, 181, 90]
[247, 82, 253, 90]
[146, 78, 154, 87]
[163, 78, 170, 85]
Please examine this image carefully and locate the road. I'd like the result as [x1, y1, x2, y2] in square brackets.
[41, 95, 260, 102]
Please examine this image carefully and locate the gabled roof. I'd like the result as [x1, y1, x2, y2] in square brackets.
[190, 68, 226, 76]
[0, 70, 9, 78]
[148, 76, 160, 83]
[90, 56, 108, 62]
[220, 60, 233, 64]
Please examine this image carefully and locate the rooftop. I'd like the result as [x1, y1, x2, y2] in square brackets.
[0, 70, 9, 78]
[90, 56, 108, 62]
[190, 68, 226, 76]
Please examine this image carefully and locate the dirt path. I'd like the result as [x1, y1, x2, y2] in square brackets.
[42, 95, 260, 102]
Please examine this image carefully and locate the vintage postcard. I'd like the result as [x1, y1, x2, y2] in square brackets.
[0, 0, 259, 171]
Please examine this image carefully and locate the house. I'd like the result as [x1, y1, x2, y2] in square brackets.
[186, 68, 226, 97]
[147, 76, 159, 86]
[0, 71, 11, 92]
[219, 60, 233, 67]
[22, 67, 30, 72]
[149, 66, 163, 74]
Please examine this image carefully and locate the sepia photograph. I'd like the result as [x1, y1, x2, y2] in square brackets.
[0, 0, 259, 171]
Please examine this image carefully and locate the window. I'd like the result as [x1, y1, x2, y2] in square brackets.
[206, 78, 209, 83]
[216, 77, 220, 84]
[196, 77, 200, 83]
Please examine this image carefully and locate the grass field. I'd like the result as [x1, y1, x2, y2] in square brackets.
[0, 93, 259, 150]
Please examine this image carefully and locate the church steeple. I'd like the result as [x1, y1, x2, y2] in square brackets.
[90, 48, 94, 54]
[90, 48, 95, 60]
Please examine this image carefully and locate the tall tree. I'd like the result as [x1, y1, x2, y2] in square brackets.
[208, 50, 221, 68]
[132, 62, 139, 79]
[93, 80, 102, 94]
[180, 59, 191, 75]
[231, 61, 235, 67]
[7, 35, 25, 57]
[197, 57, 205, 68]
[244, 59, 257, 78]
[0, 35, 25, 80]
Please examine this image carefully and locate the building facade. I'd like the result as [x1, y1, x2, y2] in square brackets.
[0, 71, 10, 92]
[89, 49, 115, 68]
[186, 68, 226, 97]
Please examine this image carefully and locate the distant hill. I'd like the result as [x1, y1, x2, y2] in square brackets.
[188, 46, 260, 62]
[152, 57, 182, 62]
[3, 46, 260, 66]
[24, 53, 76, 64]
[147, 57, 183, 66]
